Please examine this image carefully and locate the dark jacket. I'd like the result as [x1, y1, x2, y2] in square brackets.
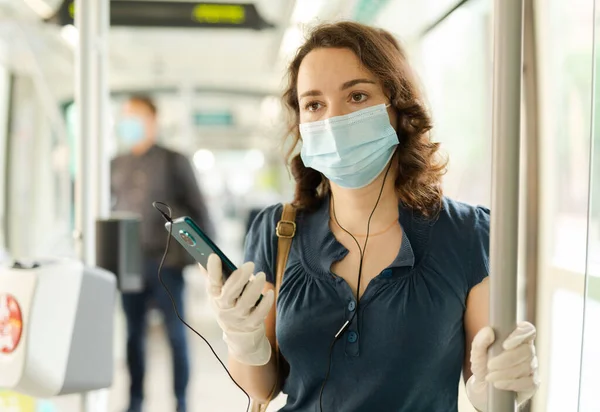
[111, 144, 214, 269]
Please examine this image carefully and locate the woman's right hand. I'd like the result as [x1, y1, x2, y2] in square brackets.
[205, 254, 275, 366]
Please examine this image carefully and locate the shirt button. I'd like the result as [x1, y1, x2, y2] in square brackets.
[347, 331, 358, 343]
[381, 269, 393, 278]
[347, 301, 356, 312]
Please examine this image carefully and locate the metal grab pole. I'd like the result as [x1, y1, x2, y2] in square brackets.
[96, 0, 111, 220]
[489, 1, 524, 411]
[74, 0, 96, 267]
[89, 1, 112, 409]
[74, 0, 97, 408]
[75, 0, 111, 410]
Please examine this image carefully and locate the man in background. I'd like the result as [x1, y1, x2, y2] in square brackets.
[111, 95, 214, 412]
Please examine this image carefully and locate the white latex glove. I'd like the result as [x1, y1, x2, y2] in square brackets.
[206, 254, 275, 366]
[466, 322, 540, 412]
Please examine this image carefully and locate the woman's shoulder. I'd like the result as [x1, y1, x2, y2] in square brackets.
[248, 203, 284, 230]
[243, 203, 286, 282]
[439, 196, 490, 230]
[426, 197, 490, 254]
[439, 198, 491, 287]
[244, 203, 286, 247]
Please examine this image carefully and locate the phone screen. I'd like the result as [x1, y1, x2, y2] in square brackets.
[165, 217, 237, 280]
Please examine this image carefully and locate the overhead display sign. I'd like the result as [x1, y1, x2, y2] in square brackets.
[46, 1, 275, 30]
[193, 111, 234, 126]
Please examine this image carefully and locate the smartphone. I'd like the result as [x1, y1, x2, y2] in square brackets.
[165, 216, 237, 281]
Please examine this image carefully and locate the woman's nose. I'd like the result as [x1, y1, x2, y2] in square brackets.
[325, 103, 350, 119]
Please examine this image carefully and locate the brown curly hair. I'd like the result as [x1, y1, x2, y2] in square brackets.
[283, 21, 447, 217]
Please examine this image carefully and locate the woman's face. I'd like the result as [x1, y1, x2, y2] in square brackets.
[296, 47, 397, 128]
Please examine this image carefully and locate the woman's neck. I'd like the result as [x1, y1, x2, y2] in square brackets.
[329, 169, 399, 236]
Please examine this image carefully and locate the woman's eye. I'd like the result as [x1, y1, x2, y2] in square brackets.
[305, 102, 322, 112]
[351, 92, 368, 103]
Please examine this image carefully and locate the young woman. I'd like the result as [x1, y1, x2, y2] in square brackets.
[205, 22, 539, 412]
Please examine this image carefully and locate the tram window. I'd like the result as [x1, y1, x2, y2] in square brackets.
[537, 1, 597, 411]
[417, 2, 492, 207]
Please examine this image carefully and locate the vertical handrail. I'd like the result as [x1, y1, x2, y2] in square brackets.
[74, 0, 96, 265]
[75, 0, 111, 410]
[522, 0, 540, 336]
[520, 2, 541, 409]
[75, 0, 96, 409]
[95, 0, 111, 219]
[489, 0, 524, 411]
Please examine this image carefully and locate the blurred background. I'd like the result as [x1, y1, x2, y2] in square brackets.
[0, 0, 598, 411]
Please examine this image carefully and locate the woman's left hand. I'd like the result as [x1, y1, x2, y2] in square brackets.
[466, 321, 540, 411]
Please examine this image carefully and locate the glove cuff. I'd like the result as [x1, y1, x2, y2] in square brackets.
[516, 389, 535, 407]
[224, 329, 272, 366]
[466, 375, 488, 412]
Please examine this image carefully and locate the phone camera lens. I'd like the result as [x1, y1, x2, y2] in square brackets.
[178, 230, 196, 247]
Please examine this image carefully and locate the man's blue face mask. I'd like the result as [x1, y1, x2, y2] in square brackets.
[117, 117, 145, 147]
[299, 103, 398, 189]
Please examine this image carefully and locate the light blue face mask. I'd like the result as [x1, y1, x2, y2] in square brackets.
[299, 103, 398, 189]
[117, 117, 145, 147]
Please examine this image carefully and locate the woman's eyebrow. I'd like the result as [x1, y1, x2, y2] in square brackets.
[340, 78, 377, 90]
[299, 79, 377, 99]
[299, 89, 322, 99]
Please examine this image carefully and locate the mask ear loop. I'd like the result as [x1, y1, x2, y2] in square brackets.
[385, 101, 402, 145]
[319, 158, 395, 412]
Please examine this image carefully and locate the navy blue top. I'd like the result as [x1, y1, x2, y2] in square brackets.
[244, 196, 490, 412]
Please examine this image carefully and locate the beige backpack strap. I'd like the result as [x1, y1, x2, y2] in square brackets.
[251, 203, 297, 412]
